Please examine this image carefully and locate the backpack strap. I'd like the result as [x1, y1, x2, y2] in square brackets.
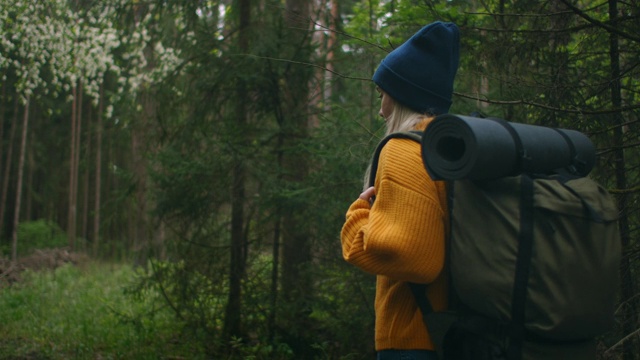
[507, 174, 535, 360]
[409, 282, 460, 360]
[552, 128, 580, 175]
[486, 117, 531, 175]
[368, 131, 423, 187]
[409, 282, 434, 324]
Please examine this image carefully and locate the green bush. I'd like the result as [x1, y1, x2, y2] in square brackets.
[16, 219, 68, 256]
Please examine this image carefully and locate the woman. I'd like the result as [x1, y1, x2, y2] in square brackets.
[340, 21, 460, 360]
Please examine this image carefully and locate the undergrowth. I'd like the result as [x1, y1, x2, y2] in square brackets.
[0, 262, 204, 360]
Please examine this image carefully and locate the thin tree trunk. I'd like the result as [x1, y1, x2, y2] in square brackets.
[68, 82, 78, 248]
[546, 1, 572, 128]
[279, 2, 314, 356]
[0, 98, 19, 237]
[281, 0, 312, 294]
[25, 129, 34, 219]
[224, 151, 247, 340]
[268, 212, 281, 343]
[269, 85, 286, 344]
[608, 1, 636, 359]
[0, 81, 5, 188]
[223, 0, 251, 343]
[106, 136, 115, 258]
[93, 83, 104, 257]
[131, 126, 143, 263]
[11, 96, 30, 262]
[75, 81, 83, 247]
[82, 102, 92, 241]
[324, 0, 338, 110]
[130, 88, 155, 264]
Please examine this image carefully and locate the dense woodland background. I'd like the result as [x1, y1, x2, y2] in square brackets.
[0, 0, 638, 359]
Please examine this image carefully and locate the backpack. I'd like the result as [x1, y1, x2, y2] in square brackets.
[368, 114, 621, 360]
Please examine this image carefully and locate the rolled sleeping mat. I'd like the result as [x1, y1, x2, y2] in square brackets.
[421, 114, 596, 181]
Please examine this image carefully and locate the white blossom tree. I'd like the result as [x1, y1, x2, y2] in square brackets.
[0, 0, 184, 258]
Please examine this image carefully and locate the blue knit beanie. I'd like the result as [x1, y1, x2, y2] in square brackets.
[373, 22, 460, 114]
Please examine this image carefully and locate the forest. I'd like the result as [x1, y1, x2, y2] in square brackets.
[0, 0, 638, 359]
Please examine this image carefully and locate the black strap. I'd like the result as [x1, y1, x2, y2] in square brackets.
[409, 282, 449, 359]
[409, 282, 434, 321]
[444, 181, 458, 309]
[506, 175, 535, 360]
[552, 128, 578, 174]
[368, 131, 423, 187]
[486, 118, 530, 175]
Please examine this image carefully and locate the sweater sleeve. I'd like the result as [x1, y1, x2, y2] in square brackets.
[340, 138, 447, 284]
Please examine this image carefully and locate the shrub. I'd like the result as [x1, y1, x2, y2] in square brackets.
[16, 219, 68, 256]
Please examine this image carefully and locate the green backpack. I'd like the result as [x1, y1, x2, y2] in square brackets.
[368, 117, 621, 360]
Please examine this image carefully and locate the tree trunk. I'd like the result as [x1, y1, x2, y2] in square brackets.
[325, 0, 338, 109]
[0, 81, 5, 192]
[76, 82, 83, 246]
[0, 97, 19, 239]
[281, 0, 312, 293]
[279, 1, 314, 356]
[545, 1, 572, 128]
[25, 129, 34, 219]
[268, 210, 281, 343]
[93, 83, 104, 257]
[131, 113, 147, 265]
[224, 152, 247, 341]
[82, 104, 92, 241]
[11, 96, 30, 262]
[223, 0, 251, 343]
[67, 82, 79, 249]
[130, 23, 159, 265]
[608, 2, 637, 359]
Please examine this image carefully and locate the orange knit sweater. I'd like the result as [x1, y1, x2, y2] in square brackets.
[340, 120, 449, 351]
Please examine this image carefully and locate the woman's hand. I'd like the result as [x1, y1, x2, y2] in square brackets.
[359, 186, 376, 202]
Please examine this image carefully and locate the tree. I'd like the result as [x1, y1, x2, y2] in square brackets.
[223, 0, 252, 343]
[603, 1, 638, 358]
[92, 83, 105, 256]
[276, 0, 317, 352]
[10, 96, 29, 262]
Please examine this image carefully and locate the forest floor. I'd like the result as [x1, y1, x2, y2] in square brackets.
[0, 249, 195, 360]
[0, 248, 89, 360]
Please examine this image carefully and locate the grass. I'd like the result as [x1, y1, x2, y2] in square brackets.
[0, 262, 204, 360]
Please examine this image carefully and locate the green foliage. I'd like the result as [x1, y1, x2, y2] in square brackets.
[0, 263, 201, 359]
[12, 219, 68, 257]
[128, 259, 227, 333]
[121, 248, 376, 359]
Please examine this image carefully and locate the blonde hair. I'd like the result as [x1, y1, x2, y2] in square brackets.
[363, 97, 435, 189]
[384, 100, 430, 135]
